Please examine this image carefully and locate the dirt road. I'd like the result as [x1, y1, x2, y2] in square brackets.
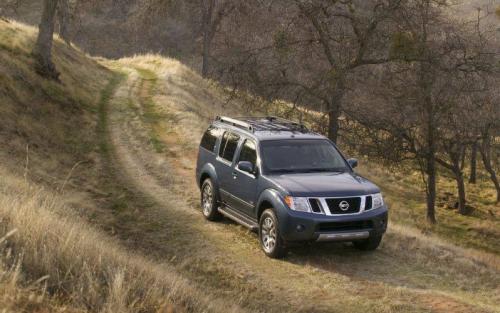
[100, 59, 500, 313]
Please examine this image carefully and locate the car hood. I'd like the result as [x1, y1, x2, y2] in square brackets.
[269, 172, 380, 197]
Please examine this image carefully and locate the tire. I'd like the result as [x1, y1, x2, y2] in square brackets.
[259, 209, 287, 258]
[353, 235, 383, 251]
[200, 178, 221, 221]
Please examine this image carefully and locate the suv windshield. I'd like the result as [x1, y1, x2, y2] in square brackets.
[260, 139, 349, 174]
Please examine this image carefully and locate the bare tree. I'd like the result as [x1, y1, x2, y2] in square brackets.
[33, 0, 60, 80]
[57, 0, 71, 45]
[434, 15, 496, 215]
[208, 0, 401, 142]
[345, 0, 485, 223]
[200, 0, 236, 77]
[398, 0, 441, 223]
[284, 0, 401, 143]
[469, 141, 478, 184]
[388, 0, 495, 220]
[480, 125, 500, 203]
[199, 0, 498, 222]
[436, 126, 471, 215]
[0, 0, 20, 21]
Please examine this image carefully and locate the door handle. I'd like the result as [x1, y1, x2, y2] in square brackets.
[232, 171, 238, 179]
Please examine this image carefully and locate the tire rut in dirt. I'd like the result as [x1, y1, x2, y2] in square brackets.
[106, 69, 310, 313]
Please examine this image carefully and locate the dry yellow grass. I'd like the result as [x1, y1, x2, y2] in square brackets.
[0, 20, 244, 313]
[0, 168, 243, 313]
[0, 19, 111, 188]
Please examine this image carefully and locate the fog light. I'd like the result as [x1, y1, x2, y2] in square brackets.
[380, 219, 387, 229]
[296, 224, 305, 232]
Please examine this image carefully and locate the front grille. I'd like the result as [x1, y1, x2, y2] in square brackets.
[318, 220, 373, 232]
[365, 196, 372, 210]
[325, 197, 361, 214]
[308, 198, 322, 213]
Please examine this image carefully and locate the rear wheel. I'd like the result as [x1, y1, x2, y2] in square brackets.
[353, 235, 383, 251]
[259, 209, 287, 258]
[200, 178, 221, 221]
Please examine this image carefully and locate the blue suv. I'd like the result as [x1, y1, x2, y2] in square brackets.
[196, 116, 388, 258]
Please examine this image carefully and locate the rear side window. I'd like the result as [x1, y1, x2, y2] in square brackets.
[200, 126, 219, 152]
[238, 139, 257, 165]
[219, 131, 240, 162]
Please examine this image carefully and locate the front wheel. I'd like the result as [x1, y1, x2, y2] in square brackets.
[200, 179, 221, 221]
[353, 235, 383, 251]
[259, 209, 287, 258]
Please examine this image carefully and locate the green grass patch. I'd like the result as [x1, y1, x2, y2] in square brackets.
[94, 69, 148, 224]
[149, 136, 165, 153]
[358, 163, 500, 254]
[97, 72, 126, 157]
[134, 67, 166, 153]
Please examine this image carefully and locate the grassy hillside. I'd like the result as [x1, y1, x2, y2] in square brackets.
[0, 19, 499, 313]
[0, 19, 238, 313]
[0, 19, 110, 185]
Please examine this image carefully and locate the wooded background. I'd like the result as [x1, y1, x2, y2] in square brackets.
[1, 0, 499, 224]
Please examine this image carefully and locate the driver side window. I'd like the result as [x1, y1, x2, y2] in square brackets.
[219, 131, 240, 162]
[238, 139, 257, 166]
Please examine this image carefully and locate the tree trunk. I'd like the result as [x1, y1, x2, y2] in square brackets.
[460, 146, 466, 170]
[327, 79, 345, 144]
[469, 141, 477, 184]
[420, 66, 436, 223]
[423, 89, 437, 223]
[328, 109, 340, 144]
[57, 0, 70, 45]
[423, 68, 436, 223]
[479, 138, 500, 203]
[453, 166, 467, 215]
[426, 146, 437, 224]
[416, 0, 437, 224]
[33, 0, 59, 80]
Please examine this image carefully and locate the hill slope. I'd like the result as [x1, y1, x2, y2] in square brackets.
[0, 19, 241, 313]
[0, 20, 499, 313]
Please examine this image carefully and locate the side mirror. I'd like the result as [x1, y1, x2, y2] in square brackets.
[347, 158, 358, 169]
[237, 161, 254, 174]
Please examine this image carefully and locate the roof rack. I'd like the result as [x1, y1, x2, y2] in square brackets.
[264, 116, 308, 132]
[215, 116, 254, 132]
[215, 116, 308, 133]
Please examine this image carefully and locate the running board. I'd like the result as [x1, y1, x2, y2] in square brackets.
[218, 206, 259, 231]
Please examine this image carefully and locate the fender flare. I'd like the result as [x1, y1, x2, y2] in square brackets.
[198, 163, 221, 202]
[256, 188, 289, 221]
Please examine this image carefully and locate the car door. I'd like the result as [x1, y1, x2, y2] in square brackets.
[215, 130, 241, 205]
[224, 138, 259, 217]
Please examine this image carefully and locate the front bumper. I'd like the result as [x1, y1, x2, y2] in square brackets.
[277, 205, 388, 242]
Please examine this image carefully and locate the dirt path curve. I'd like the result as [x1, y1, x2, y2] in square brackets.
[104, 60, 500, 313]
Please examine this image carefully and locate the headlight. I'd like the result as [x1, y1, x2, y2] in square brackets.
[284, 196, 311, 212]
[372, 193, 384, 209]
